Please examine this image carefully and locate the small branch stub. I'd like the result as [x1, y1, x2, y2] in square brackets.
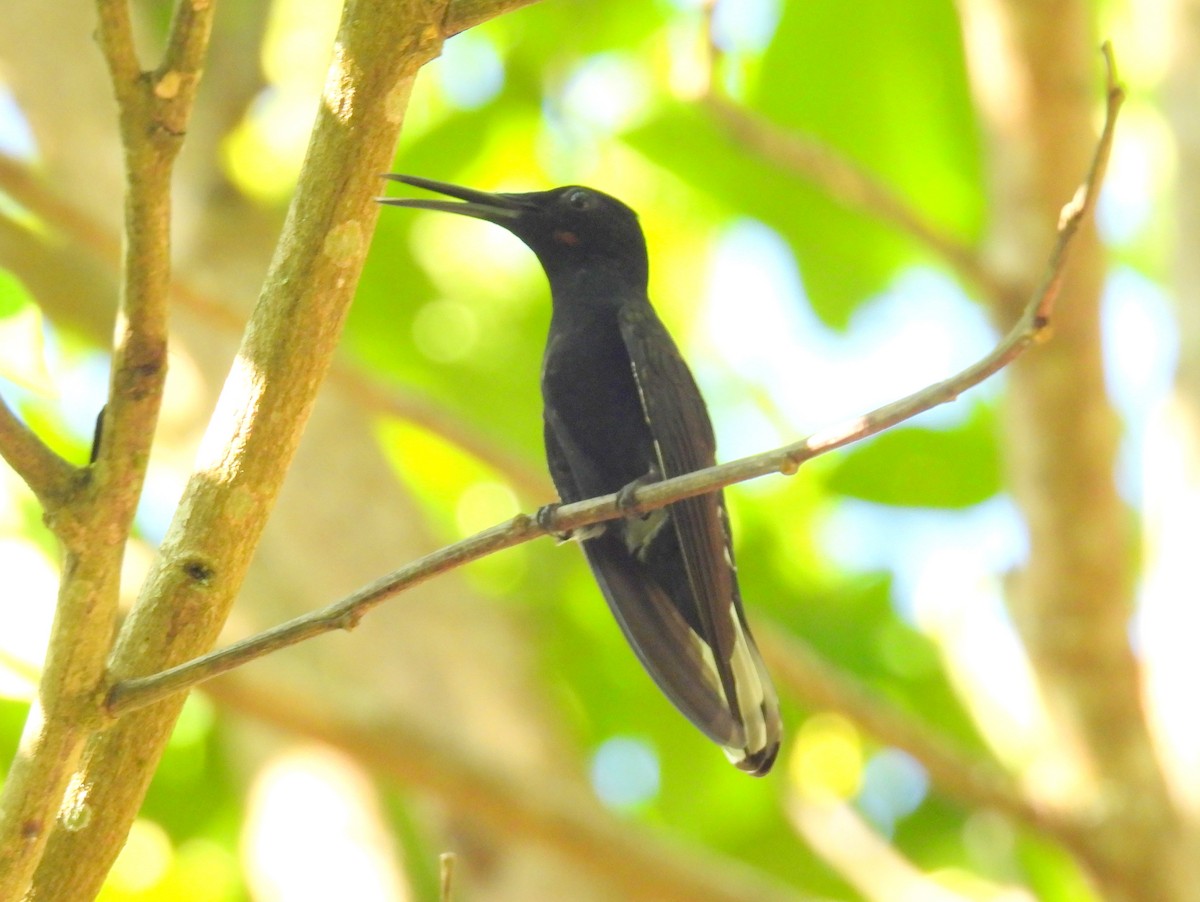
[440, 852, 456, 902]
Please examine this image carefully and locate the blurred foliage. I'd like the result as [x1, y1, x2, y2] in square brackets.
[0, 269, 52, 394]
[828, 403, 1001, 508]
[353, 0, 1026, 895]
[0, 0, 1138, 898]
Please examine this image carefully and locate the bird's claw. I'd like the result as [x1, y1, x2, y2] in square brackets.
[537, 503, 605, 544]
[616, 468, 661, 517]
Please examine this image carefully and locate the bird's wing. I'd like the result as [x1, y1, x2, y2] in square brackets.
[616, 303, 780, 774]
[544, 414, 742, 745]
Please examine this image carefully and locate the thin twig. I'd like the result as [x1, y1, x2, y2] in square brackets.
[0, 394, 79, 509]
[440, 852, 456, 902]
[108, 513, 543, 713]
[1037, 41, 1123, 324]
[106, 70, 1119, 717]
[93, 0, 139, 91]
[161, 0, 218, 82]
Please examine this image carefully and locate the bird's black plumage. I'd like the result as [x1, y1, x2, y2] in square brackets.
[379, 174, 781, 775]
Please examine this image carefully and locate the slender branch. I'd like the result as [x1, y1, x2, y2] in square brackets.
[94, 0, 214, 521]
[0, 0, 215, 895]
[107, 78, 1119, 717]
[0, 394, 79, 508]
[107, 514, 538, 714]
[160, 0, 217, 82]
[1036, 41, 1122, 322]
[93, 0, 139, 90]
[85, 0, 216, 541]
[27, 0, 466, 896]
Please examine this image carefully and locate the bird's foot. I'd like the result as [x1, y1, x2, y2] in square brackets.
[537, 502, 605, 544]
[616, 467, 662, 517]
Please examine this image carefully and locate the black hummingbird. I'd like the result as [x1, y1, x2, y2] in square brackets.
[379, 175, 781, 775]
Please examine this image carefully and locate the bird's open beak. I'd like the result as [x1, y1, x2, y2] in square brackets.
[377, 174, 529, 223]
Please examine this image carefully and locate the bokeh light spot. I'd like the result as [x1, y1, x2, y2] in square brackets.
[411, 298, 480, 364]
[108, 819, 173, 894]
[561, 54, 651, 133]
[591, 736, 661, 808]
[455, 480, 518, 535]
[855, 748, 929, 835]
[436, 31, 505, 110]
[789, 713, 863, 800]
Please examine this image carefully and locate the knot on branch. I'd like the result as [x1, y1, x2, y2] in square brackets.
[180, 557, 215, 586]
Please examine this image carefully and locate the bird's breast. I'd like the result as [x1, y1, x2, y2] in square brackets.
[542, 315, 656, 492]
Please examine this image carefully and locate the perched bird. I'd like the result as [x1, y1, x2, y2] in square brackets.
[379, 175, 781, 775]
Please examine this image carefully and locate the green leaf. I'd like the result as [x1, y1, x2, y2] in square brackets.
[627, 0, 985, 327]
[755, 0, 983, 241]
[828, 405, 1000, 508]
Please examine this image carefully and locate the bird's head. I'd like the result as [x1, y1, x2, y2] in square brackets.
[379, 175, 649, 291]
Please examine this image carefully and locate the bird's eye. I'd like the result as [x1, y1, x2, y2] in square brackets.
[564, 188, 593, 210]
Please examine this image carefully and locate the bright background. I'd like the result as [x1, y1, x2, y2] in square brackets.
[0, 0, 1191, 899]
